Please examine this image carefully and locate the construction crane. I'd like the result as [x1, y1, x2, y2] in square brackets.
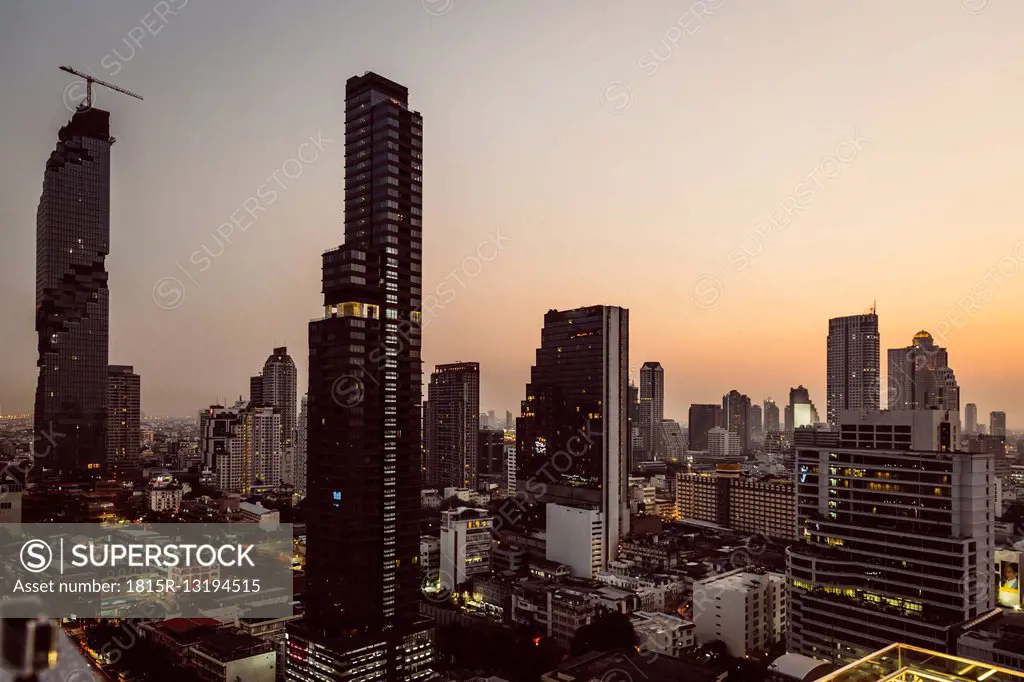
[58, 65, 143, 109]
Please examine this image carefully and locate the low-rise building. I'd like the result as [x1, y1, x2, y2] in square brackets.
[187, 630, 275, 682]
[957, 611, 1024, 673]
[676, 469, 796, 541]
[631, 611, 696, 658]
[238, 501, 280, 527]
[440, 507, 493, 590]
[546, 503, 603, 579]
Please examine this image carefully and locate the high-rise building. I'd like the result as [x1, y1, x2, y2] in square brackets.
[693, 569, 787, 658]
[505, 410, 513, 430]
[749, 403, 763, 445]
[546, 503, 604, 579]
[764, 398, 781, 434]
[34, 107, 113, 476]
[788, 409, 992, 662]
[257, 347, 297, 451]
[688, 404, 724, 451]
[295, 394, 307, 500]
[785, 385, 819, 433]
[722, 390, 752, 453]
[516, 305, 629, 567]
[106, 365, 140, 473]
[991, 411, 1007, 438]
[676, 470, 796, 540]
[628, 383, 641, 468]
[250, 375, 263, 405]
[425, 362, 480, 489]
[288, 72, 433, 681]
[241, 405, 282, 492]
[200, 400, 246, 473]
[639, 362, 665, 462]
[965, 403, 978, 435]
[477, 428, 504, 479]
[657, 419, 686, 459]
[826, 311, 880, 424]
[887, 331, 960, 411]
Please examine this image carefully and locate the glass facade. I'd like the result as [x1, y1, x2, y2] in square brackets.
[34, 107, 112, 476]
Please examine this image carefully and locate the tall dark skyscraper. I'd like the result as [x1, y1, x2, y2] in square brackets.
[638, 361, 665, 462]
[34, 107, 113, 476]
[425, 362, 480, 489]
[516, 305, 629, 566]
[106, 365, 140, 473]
[288, 73, 433, 681]
[826, 311, 880, 424]
[687, 403, 723, 451]
[763, 398, 780, 433]
[722, 390, 752, 453]
[887, 331, 960, 411]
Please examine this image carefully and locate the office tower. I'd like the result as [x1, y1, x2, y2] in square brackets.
[639, 362, 665, 461]
[826, 311, 880, 424]
[477, 428, 504, 478]
[991, 411, 1007, 438]
[289, 73, 433, 682]
[628, 383, 641, 468]
[250, 375, 263, 405]
[788, 409, 992, 663]
[707, 427, 742, 459]
[887, 331, 960, 411]
[33, 107, 113, 476]
[439, 507, 493, 590]
[505, 410, 513, 430]
[764, 398, 781, 433]
[688, 404, 724, 451]
[258, 347, 297, 450]
[965, 403, 978, 435]
[516, 305, 629, 566]
[295, 395, 307, 500]
[749, 403, 763, 444]
[487, 410, 496, 428]
[785, 385, 819, 433]
[722, 390, 752, 453]
[106, 365, 140, 473]
[425, 362, 480, 489]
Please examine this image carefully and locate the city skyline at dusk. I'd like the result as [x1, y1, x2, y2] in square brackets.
[2, 1, 1024, 425]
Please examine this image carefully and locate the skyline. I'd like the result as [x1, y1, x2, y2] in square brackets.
[3, 1, 1024, 424]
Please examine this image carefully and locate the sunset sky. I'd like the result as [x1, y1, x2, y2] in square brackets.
[1, 0, 1022, 426]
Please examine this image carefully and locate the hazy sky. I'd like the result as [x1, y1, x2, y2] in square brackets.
[2, 0, 1023, 426]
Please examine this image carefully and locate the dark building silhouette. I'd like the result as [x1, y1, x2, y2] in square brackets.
[106, 365, 140, 475]
[425, 362, 480, 489]
[688, 404, 724, 451]
[287, 73, 433, 681]
[638, 362, 665, 462]
[249, 375, 263, 406]
[826, 311, 880, 424]
[516, 305, 630, 566]
[722, 390, 752, 454]
[34, 107, 112, 476]
[477, 428, 505, 478]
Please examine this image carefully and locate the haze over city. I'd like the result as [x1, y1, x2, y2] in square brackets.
[2, 0, 1023, 423]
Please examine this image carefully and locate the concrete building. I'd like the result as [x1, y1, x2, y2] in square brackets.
[722, 390, 752, 454]
[992, 411, 1008, 438]
[966, 403, 979, 435]
[439, 507, 493, 590]
[692, 568, 787, 658]
[146, 477, 183, 513]
[657, 420, 687, 460]
[957, 611, 1024, 673]
[631, 611, 696, 659]
[186, 630, 276, 682]
[688, 404, 724, 452]
[294, 395, 307, 500]
[708, 427, 741, 459]
[676, 469, 796, 541]
[785, 385, 820, 433]
[546, 503, 604, 579]
[106, 365, 141, 473]
[788, 410, 994, 662]
[425, 362, 481, 489]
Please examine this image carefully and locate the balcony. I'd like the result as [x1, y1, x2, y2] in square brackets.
[817, 643, 1024, 682]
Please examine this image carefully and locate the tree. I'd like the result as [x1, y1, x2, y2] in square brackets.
[569, 609, 638, 656]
